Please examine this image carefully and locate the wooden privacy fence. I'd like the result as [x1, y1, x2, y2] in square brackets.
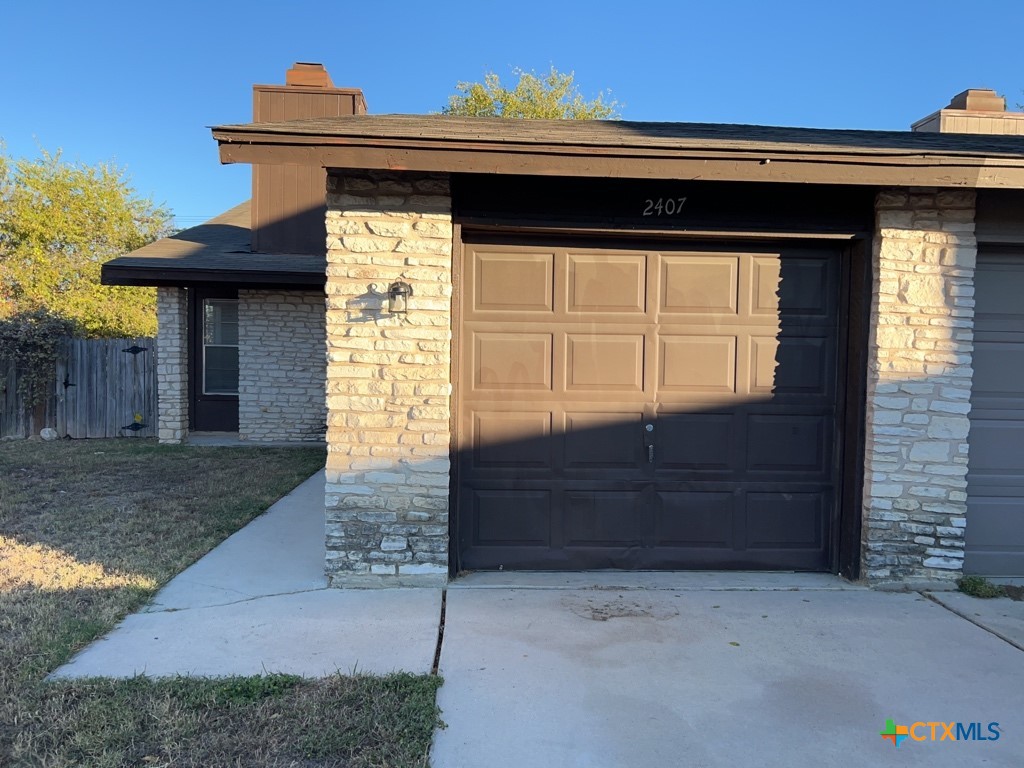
[0, 337, 157, 439]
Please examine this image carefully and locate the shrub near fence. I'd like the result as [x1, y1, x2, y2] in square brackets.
[0, 337, 156, 439]
[0, 359, 56, 439]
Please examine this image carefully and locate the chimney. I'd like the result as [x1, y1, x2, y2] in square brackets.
[912, 88, 1024, 135]
[285, 62, 334, 88]
[251, 63, 367, 255]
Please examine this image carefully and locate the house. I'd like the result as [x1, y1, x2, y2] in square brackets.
[104, 66, 1024, 588]
[104, 63, 364, 442]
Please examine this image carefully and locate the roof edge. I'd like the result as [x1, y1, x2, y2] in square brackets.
[101, 262, 326, 289]
[210, 115, 1024, 189]
[211, 131, 1024, 189]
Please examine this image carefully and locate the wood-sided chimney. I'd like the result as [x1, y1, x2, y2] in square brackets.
[912, 89, 1024, 135]
[251, 63, 366, 254]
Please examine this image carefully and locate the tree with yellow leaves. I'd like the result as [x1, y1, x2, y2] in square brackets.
[443, 67, 620, 120]
[0, 146, 171, 338]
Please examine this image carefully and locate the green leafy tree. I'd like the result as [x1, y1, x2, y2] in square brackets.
[443, 67, 620, 119]
[0, 145, 171, 338]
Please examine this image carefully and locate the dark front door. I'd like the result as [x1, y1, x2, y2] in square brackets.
[456, 237, 844, 571]
[190, 286, 239, 432]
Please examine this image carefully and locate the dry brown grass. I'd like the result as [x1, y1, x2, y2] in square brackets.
[0, 439, 442, 767]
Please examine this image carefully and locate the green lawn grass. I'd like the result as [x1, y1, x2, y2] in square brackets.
[0, 439, 443, 767]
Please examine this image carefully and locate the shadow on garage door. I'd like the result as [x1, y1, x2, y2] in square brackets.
[454, 237, 852, 573]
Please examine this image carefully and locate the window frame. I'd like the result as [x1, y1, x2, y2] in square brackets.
[201, 298, 240, 396]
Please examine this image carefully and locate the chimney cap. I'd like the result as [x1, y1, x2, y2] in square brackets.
[285, 62, 334, 88]
[946, 88, 1005, 112]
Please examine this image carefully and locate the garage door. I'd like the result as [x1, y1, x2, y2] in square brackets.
[967, 253, 1024, 576]
[456, 238, 843, 571]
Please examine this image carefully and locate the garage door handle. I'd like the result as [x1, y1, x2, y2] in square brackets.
[648, 445, 655, 464]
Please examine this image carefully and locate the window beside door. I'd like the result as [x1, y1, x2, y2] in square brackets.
[203, 299, 239, 395]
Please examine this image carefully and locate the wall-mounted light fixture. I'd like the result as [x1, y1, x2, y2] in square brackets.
[387, 281, 413, 314]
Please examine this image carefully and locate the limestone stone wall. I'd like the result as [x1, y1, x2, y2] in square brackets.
[323, 171, 452, 587]
[238, 290, 327, 442]
[862, 189, 977, 584]
[156, 286, 189, 444]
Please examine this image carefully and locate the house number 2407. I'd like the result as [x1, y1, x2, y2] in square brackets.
[642, 197, 687, 216]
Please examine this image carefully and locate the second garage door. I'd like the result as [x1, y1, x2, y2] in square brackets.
[456, 237, 844, 572]
[967, 253, 1024, 576]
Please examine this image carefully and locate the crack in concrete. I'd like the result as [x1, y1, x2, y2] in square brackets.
[142, 580, 251, 611]
[431, 589, 447, 676]
[144, 585, 330, 614]
[921, 591, 1024, 653]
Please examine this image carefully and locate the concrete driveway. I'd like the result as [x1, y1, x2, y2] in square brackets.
[432, 575, 1024, 768]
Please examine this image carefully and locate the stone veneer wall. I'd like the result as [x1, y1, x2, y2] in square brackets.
[156, 287, 189, 444]
[323, 171, 453, 587]
[238, 290, 327, 442]
[862, 188, 977, 584]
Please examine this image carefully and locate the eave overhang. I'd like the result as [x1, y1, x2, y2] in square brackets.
[101, 261, 325, 289]
[211, 115, 1024, 189]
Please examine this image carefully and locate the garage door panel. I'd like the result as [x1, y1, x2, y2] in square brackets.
[751, 335, 831, 396]
[660, 335, 737, 393]
[656, 413, 734, 471]
[968, 420, 1024, 475]
[565, 412, 643, 469]
[473, 332, 552, 391]
[564, 491, 649, 546]
[473, 412, 552, 469]
[751, 256, 783, 316]
[752, 255, 836, 320]
[661, 256, 739, 314]
[746, 415, 828, 474]
[567, 253, 647, 313]
[745, 492, 825, 549]
[472, 251, 554, 313]
[473, 490, 551, 546]
[967, 499, 1024, 542]
[567, 334, 645, 392]
[655, 491, 735, 547]
[974, 261, 1024, 321]
[973, 341, 1024, 399]
[965, 498, 1024, 575]
[777, 257, 833, 318]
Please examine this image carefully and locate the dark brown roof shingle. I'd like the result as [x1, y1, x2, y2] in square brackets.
[101, 201, 325, 288]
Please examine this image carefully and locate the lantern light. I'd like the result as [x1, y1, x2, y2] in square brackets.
[387, 281, 413, 314]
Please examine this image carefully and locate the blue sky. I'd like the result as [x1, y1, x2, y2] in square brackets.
[2, 0, 1021, 227]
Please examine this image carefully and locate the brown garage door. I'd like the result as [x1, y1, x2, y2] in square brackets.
[456, 237, 843, 571]
[966, 253, 1024, 576]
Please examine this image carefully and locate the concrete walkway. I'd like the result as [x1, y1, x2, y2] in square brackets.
[50, 471, 441, 678]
